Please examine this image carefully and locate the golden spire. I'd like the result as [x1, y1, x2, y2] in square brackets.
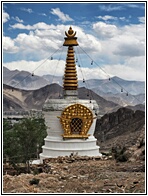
[63, 27, 78, 91]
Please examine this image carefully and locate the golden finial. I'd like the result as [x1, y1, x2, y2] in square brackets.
[63, 26, 78, 46]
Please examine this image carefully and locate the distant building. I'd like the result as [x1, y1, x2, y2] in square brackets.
[3, 110, 43, 124]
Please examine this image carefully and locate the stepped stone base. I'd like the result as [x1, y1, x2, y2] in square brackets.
[40, 99, 101, 161]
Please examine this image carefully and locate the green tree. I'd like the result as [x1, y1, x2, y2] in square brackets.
[3, 119, 21, 163]
[3, 113, 47, 171]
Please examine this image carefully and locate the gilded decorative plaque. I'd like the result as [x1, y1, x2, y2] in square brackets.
[59, 103, 94, 139]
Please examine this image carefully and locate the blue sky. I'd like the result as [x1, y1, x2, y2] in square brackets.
[3, 2, 145, 81]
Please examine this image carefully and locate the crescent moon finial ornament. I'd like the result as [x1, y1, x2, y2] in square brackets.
[65, 27, 76, 38]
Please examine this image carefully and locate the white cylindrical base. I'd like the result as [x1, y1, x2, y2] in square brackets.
[40, 99, 101, 160]
[40, 137, 101, 161]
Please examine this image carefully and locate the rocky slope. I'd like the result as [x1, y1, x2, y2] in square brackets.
[94, 107, 145, 151]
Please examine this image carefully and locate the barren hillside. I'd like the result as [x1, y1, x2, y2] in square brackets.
[3, 84, 120, 115]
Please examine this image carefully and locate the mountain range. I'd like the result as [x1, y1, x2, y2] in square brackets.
[3, 67, 48, 90]
[3, 66, 145, 107]
[3, 83, 122, 116]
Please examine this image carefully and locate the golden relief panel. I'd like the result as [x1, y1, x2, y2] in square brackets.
[58, 103, 94, 139]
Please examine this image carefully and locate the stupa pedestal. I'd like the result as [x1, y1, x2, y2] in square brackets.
[40, 98, 101, 161]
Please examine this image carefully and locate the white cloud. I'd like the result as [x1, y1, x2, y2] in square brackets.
[12, 32, 61, 60]
[3, 57, 145, 81]
[50, 8, 73, 22]
[4, 24, 102, 59]
[33, 28, 62, 40]
[33, 23, 55, 30]
[3, 10, 10, 23]
[91, 21, 145, 81]
[12, 16, 24, 23]
[97, 15, 117, 21]
[20, 8, 33, 13]
[79, 55, 145, 81]
[99, 3, 145, 12]
[38, 13, 47, 17]
[4, 25, 65, 58]
[103, 59, 145, 81]
[10, 23, 34, 30]
[93, 22, 145, 58]
[99, 4, 124, 11]
[119, 17, 126, 21]
[78, 33, 102, 54]
[3, 22, 145, 81]
[127, 4, 145, 9]
[138, 17, 145, 23]
[93, 22, 118, 38]
[3, 36, 19, 53]
[10, 22, 55, 30]
[3, 59, 66, 77]
[113, 38, 145, 57]
[97, 15, 128, 23]
[4, 24, 64, 57]
[125, 55, 145, 67]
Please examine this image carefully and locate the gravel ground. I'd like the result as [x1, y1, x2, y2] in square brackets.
[3, 157, 145, 194]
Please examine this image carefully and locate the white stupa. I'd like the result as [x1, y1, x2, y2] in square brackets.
[40, 27, 102, 161]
